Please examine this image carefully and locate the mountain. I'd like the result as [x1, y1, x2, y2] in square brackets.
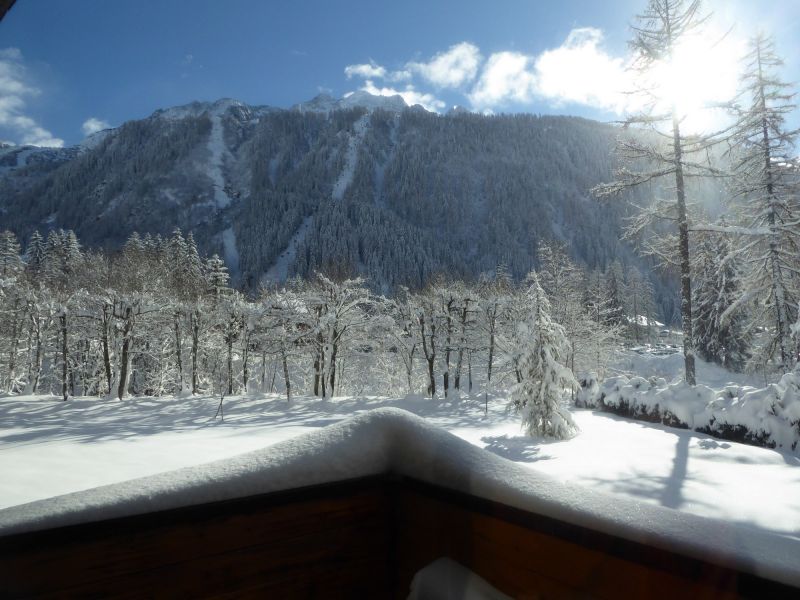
[0, 92, 668, 296]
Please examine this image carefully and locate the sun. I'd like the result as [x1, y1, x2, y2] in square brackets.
[646, 29, 746, 134]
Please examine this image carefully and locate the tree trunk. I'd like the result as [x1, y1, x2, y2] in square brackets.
[30, 314, 42, 393]
[313, 350, 321, 397]
[174, 312, 183, 391]
[672, 109, 696, 385]
[419, 314, 436, 398]
[7, 298, 23, 393]
[260, 351, 267, 392]
[443, 310, 452, 397]
[226, 337, 234, 395]
[117, 307, 133, 400]
[487, 315, 495, 386]
[320, 346, 327, 398]
[406, 346, 415, 395]
[468, 350, 473, 393]
[282, 347, 291, 402]
[60, 311, 68, 401]
[101, 307, 112, 396]
[191, 309, 200, 394]
[328, 337, 338, 393]
[454, 301, 469, 391]
[241, 330, 250, 393]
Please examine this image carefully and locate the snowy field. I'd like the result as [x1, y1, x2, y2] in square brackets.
[2, 352, 799, 542]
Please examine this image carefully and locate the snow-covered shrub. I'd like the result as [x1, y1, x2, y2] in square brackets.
[578, 371, 800, 452]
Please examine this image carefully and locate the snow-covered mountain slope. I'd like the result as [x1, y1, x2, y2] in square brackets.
[0, 144, 77, 175]
[292, 90, 408, 113]
[0, 92, 711, 298]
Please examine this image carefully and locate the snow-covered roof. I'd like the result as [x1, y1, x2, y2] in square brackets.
[1, 408, 798, 588]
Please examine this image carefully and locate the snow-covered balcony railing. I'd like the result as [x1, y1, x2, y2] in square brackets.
[1, 408, 798, 598]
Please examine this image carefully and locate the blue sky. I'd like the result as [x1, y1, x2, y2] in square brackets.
[0, 0, 798, 147]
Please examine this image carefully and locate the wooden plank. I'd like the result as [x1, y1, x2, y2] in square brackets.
[392, 480, 796, 600]
[0, 477, 393, 599]
[1, 475, 797, 599]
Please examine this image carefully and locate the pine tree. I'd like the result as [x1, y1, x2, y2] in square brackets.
[509, 274, 578, 439]
[0, 231, 23, 278]
[24, 231, 45, 277]
[206, 254, 230, 298]
[604, 261, 626, 328]
[184, 233, 205, 294]
[726, 33, 800, 372]
[692, 234, 750, 371]
[168, 228, 187, 292]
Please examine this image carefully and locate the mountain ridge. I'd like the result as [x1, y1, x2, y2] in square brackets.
[0, 92, 677, 312]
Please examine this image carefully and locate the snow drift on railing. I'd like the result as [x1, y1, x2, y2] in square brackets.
[1, 408, 799, 588]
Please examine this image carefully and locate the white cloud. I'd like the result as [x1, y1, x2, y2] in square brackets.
[407, 42, 481, 88]
[347, 28, 743, 119]
[467, 29, 634, 112]
[468, 51, 537, 109]
[533, 28, 632, 113]
[82, 117, 110, 136]
[0, 48, 63, 147]
[360, 80, 445, 113]
[344, 60, 410, 83]
[345, 62, 387, 80]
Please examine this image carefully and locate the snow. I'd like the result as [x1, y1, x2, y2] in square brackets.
[79, 128, 114, 151]
[627, 314, 664, 327]
[154, 98, 246, 121]
[409, 558, 512, 600]
[332, 113, 370, 201]
[262, 215, 313, 284]
[293, 91, 408, 114]
[207, 112, 233, 210]
[339, 90, 407, 112]
[2, 401, 800, 587]
[2, 352, 800, 586]
[613, 347, 756, 388]
[0, 145, 72, 174]
[221, 227, 240, 273]
[583, 351, 800, 452]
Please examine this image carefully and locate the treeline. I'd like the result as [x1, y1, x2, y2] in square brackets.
[0, 228, 659, 401]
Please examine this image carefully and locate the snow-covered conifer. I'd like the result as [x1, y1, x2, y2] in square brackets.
[692, 233, 750, 371]
[206, 254, 230, 298]
[0, 231, 23, 278]
[24, 231, 45, 277]
[509, 273, 578, 439]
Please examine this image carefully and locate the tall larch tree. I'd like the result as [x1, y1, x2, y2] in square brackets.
[594, 0, 723, 385]
[726, 33, 800, 372]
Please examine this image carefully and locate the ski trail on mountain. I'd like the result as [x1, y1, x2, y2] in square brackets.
[208, 114, 233, 210]
[221, 227, 240, 274]
[262, 216, 314, 285]
[332, 113, 369, 201]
